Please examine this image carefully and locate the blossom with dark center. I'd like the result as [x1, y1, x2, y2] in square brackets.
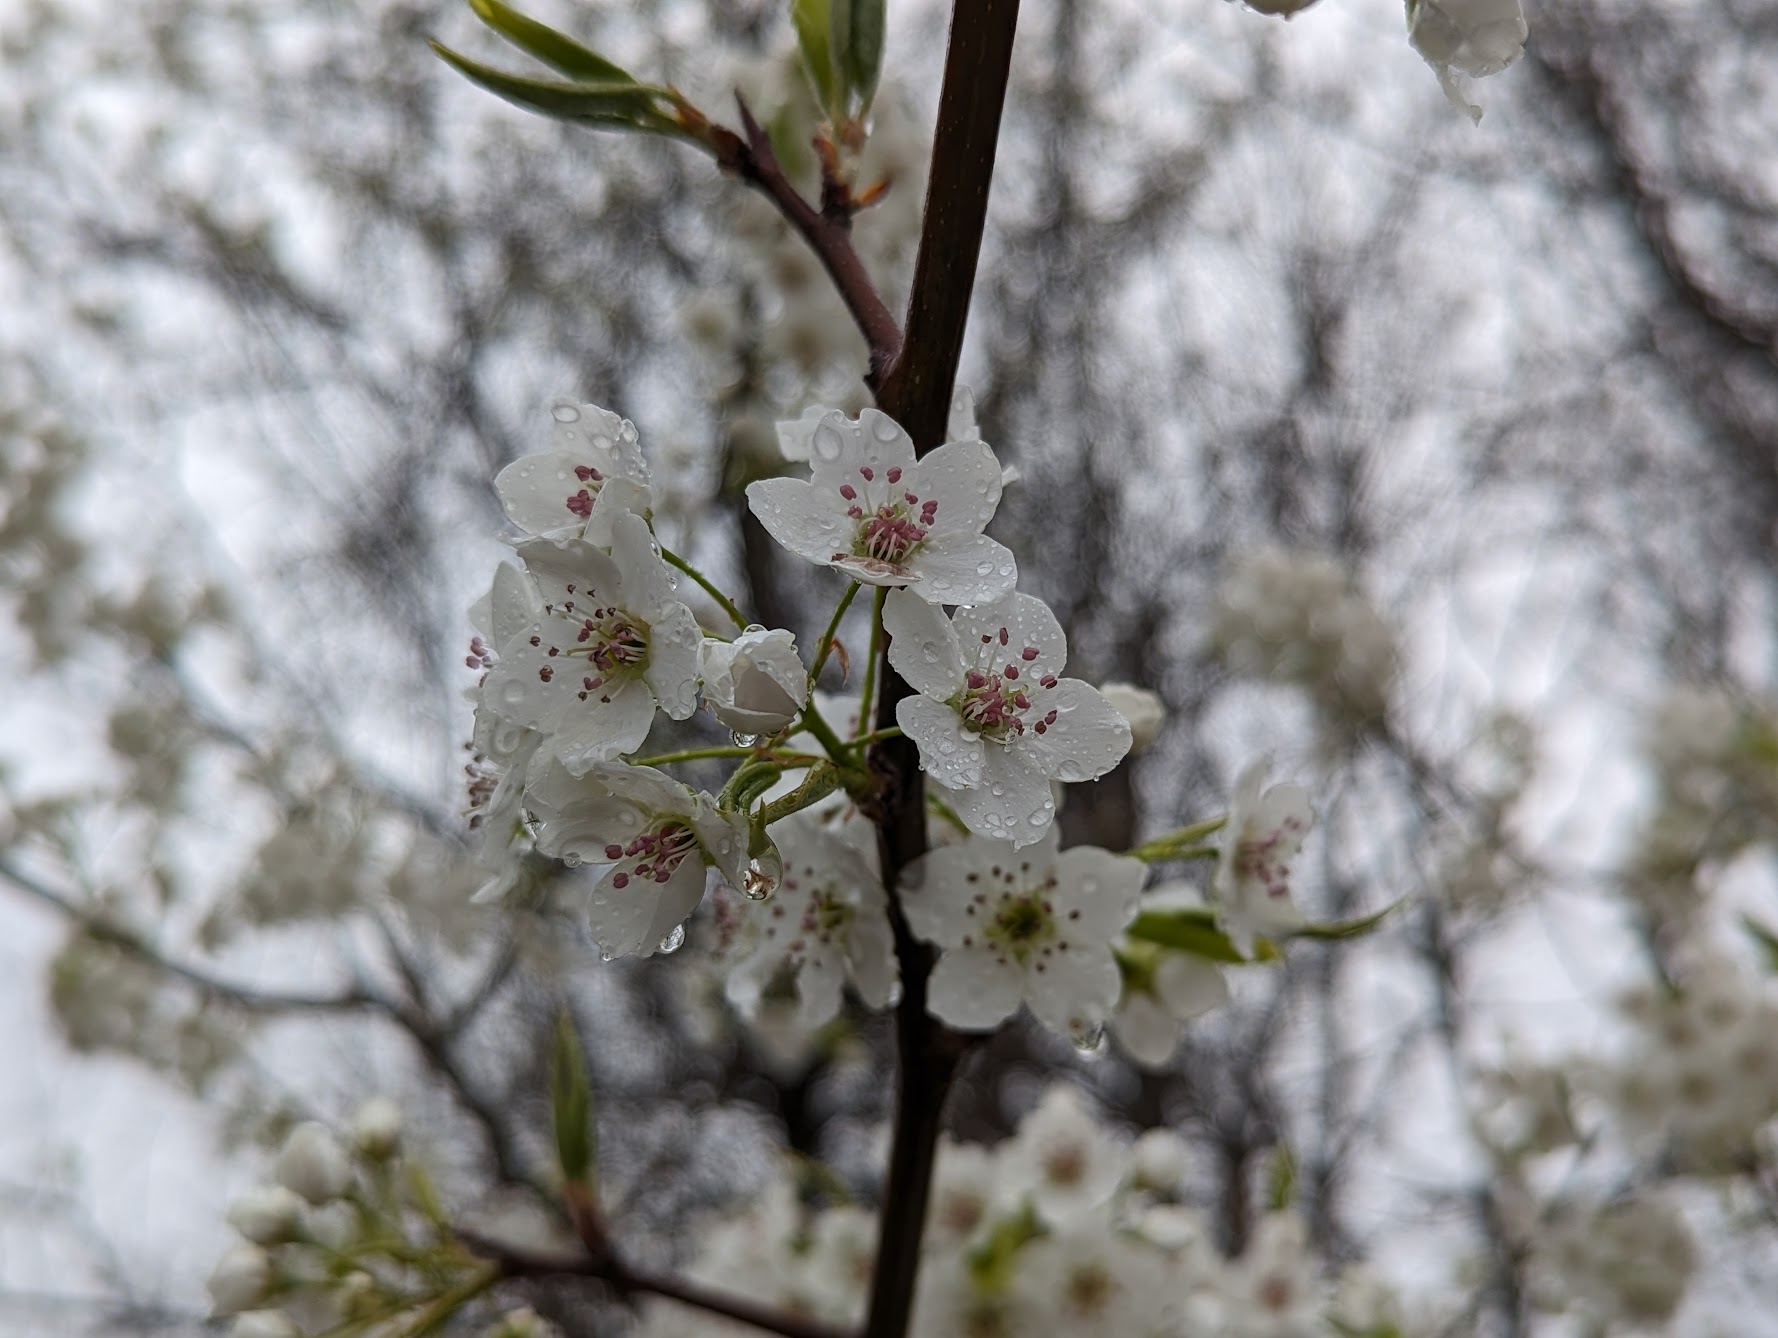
[898, 829, 1142, 1039]
[478, 512, 698, 773]
[494, 399, 653, 546]
[884, 588, 1130, 846]
[1212, 758, 1314, 957]
[746, 408, 1016, 605]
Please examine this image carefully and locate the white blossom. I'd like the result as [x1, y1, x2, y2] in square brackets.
[494, 399, 652, 547]
[1002, 1086, 1126, 1225]
[275, 1122, 351, 1205]
[698, 626, 808, 736]
[1112, 949, 1230, 1069]
[479, 513, 699, 772]
[349, 1097, 402, 1160]
[725, 814, 897, 1029]
[925, 1138, 1006, 1251]
[1212, 760, 1314, 958]
[899, 830, 1142, 1040]
[226, 1185, 305, 1245]
[885, 588, 1131, 846]
[1408, 0, 1528, 123]
[207, 1244, 272, 1316]
[747, 407, 1017, 604]
[527, 760, 748, 959]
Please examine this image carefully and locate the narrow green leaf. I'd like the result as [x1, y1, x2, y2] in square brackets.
[551, 1011, 595, 1185]
[1126, 908, 1272, 964]
[790, 0, 842, 122]
[836, 0, 884, 111]
[1288, 897, 1406, 942]
[1743, 914, 1778, 973]
[431, 42, 677, 134]
[466, 0, 638, 83]
[1267, 1142, 1295, 1212]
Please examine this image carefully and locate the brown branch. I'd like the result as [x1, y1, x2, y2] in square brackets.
[860, 6, 1022, 1338]
[462, 1232, 854, 1338]
[717, 97, 903, 386]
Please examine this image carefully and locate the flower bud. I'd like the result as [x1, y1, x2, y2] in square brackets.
[275, 1121, 351, 1205]
[206, 1244, 272, 1316]
[699, 628, 808, 736]
[226, 1185, 305, 1245]
[1100, 682, 1166, 751]
[229, 1313, 300, 1338]
[349, 1097, 402, 1161]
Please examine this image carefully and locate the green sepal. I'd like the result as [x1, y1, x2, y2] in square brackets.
[1289, 898, 1405, 941]
[790, 0, 844, 123]
[833, 0, 884, 113]
[430, 42, 685, 138]
[1126, 906, 1273, 964]
[551, 1011, 595, 1186]
[466, 0, 638, 83]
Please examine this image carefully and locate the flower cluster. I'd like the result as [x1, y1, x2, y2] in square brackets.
[1210, 549, 1398, 735]
[466, 398, 1318, 1055]
[632, 1084, 1415, 1337]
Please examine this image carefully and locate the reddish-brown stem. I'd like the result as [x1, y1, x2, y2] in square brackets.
[862, 5, 1022, 1338]
[463, 1232, 854, 1338]
[720, 96, 904, 385]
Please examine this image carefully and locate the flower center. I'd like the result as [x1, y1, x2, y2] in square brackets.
[1234, 819, 1304, 902]
[529, 592, 652, 704]
[836, 463, 939, 568]
[603, 820, 700, 889]
[564, 463, 606, 519]
[952, 623, 1059, 741]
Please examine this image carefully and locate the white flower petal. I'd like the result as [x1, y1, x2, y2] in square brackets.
[899, 695, 986, 791]
[951, 591, 1067, 678]
[928, 948, 1024, 1029]
[746, 476, 854, 566]
[548, 680, 656, 772]
[903, 439, 1002, 539]
[883, 589, 966, 698]
[1026, 949, 1121, 1037]
[906, 531, 1018, 607]
[1015, 680, 1133, 784]
[946, 747, 1056, 845]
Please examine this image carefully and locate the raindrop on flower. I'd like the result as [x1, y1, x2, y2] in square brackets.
[499, 680, 529, 707]
[1070, 1024, 1108, 1055]
[561, 851, 583, 869]
[598, 947, 616, 963]
[552, 404, 581, 423]
[742, 858, 778, 901]
[657, 924, 686, 955]
[731, 732, 760, 749]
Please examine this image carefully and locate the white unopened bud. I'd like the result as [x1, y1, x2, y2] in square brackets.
[350, 1097, 403, 1161]
[206, 1244, 272, 1316]
[1100, 683, 1166, 751]
[1409, 0, 1527, 122]
[229, 1313, 300, 1338]
[1131, 1127, 1191, 1191]
[275, 1122, 351, 1204]
[699, 628, 809, 735]
[226, 1185, 305, 1245]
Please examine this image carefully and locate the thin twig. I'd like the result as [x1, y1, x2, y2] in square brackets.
[461, 1232, 855, 1338]
[720, 97, 903, 385]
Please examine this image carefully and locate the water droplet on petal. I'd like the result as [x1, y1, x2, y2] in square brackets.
[599, 946, 616, 962]
[561, 851, 583, 868]
[813, 425, 844, 462]
[499, 680, 529, 707]
[1055, 760, 1087, 783]
[731, 732, 760, 749]
[553, 404, 582, 423]
[1027, 810, 1049, 827]
[871, 415, 901, 443]
[743, 858, 777, 901]
[976, 559, 995, 575]
[1071, 1024, 1107, 1055]
[657, 924, 686, 955]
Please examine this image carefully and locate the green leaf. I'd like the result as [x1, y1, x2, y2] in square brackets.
[1288, 898, 1406, 942]
[790, 0, 843, 122]
[1126, 907, 1275, 964]
[551, 1011, 595, 1186]
[466, 0, 638, 83]
[1742, 914, 1778, 973]
[1267, 1142, 1295, 1212]
[431, 42, 678, 134]
[834, 0, 884, 112]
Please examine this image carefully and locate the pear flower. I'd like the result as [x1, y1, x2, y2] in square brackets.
[724, 814, 897, 1028]
[494, 399, 652, 547]
[898, 829, 1143, 1040]
[747, 407, 1016, 604]
[1408, 0, 1528, 123]
[1100, 682, 1166, 751]
[884, 588, 1130, 845]
[1212, 760, 1314, 957]
[478, 512, 699, 772]
[527, 760, 749, 959]
[699, 626, 808, 736]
